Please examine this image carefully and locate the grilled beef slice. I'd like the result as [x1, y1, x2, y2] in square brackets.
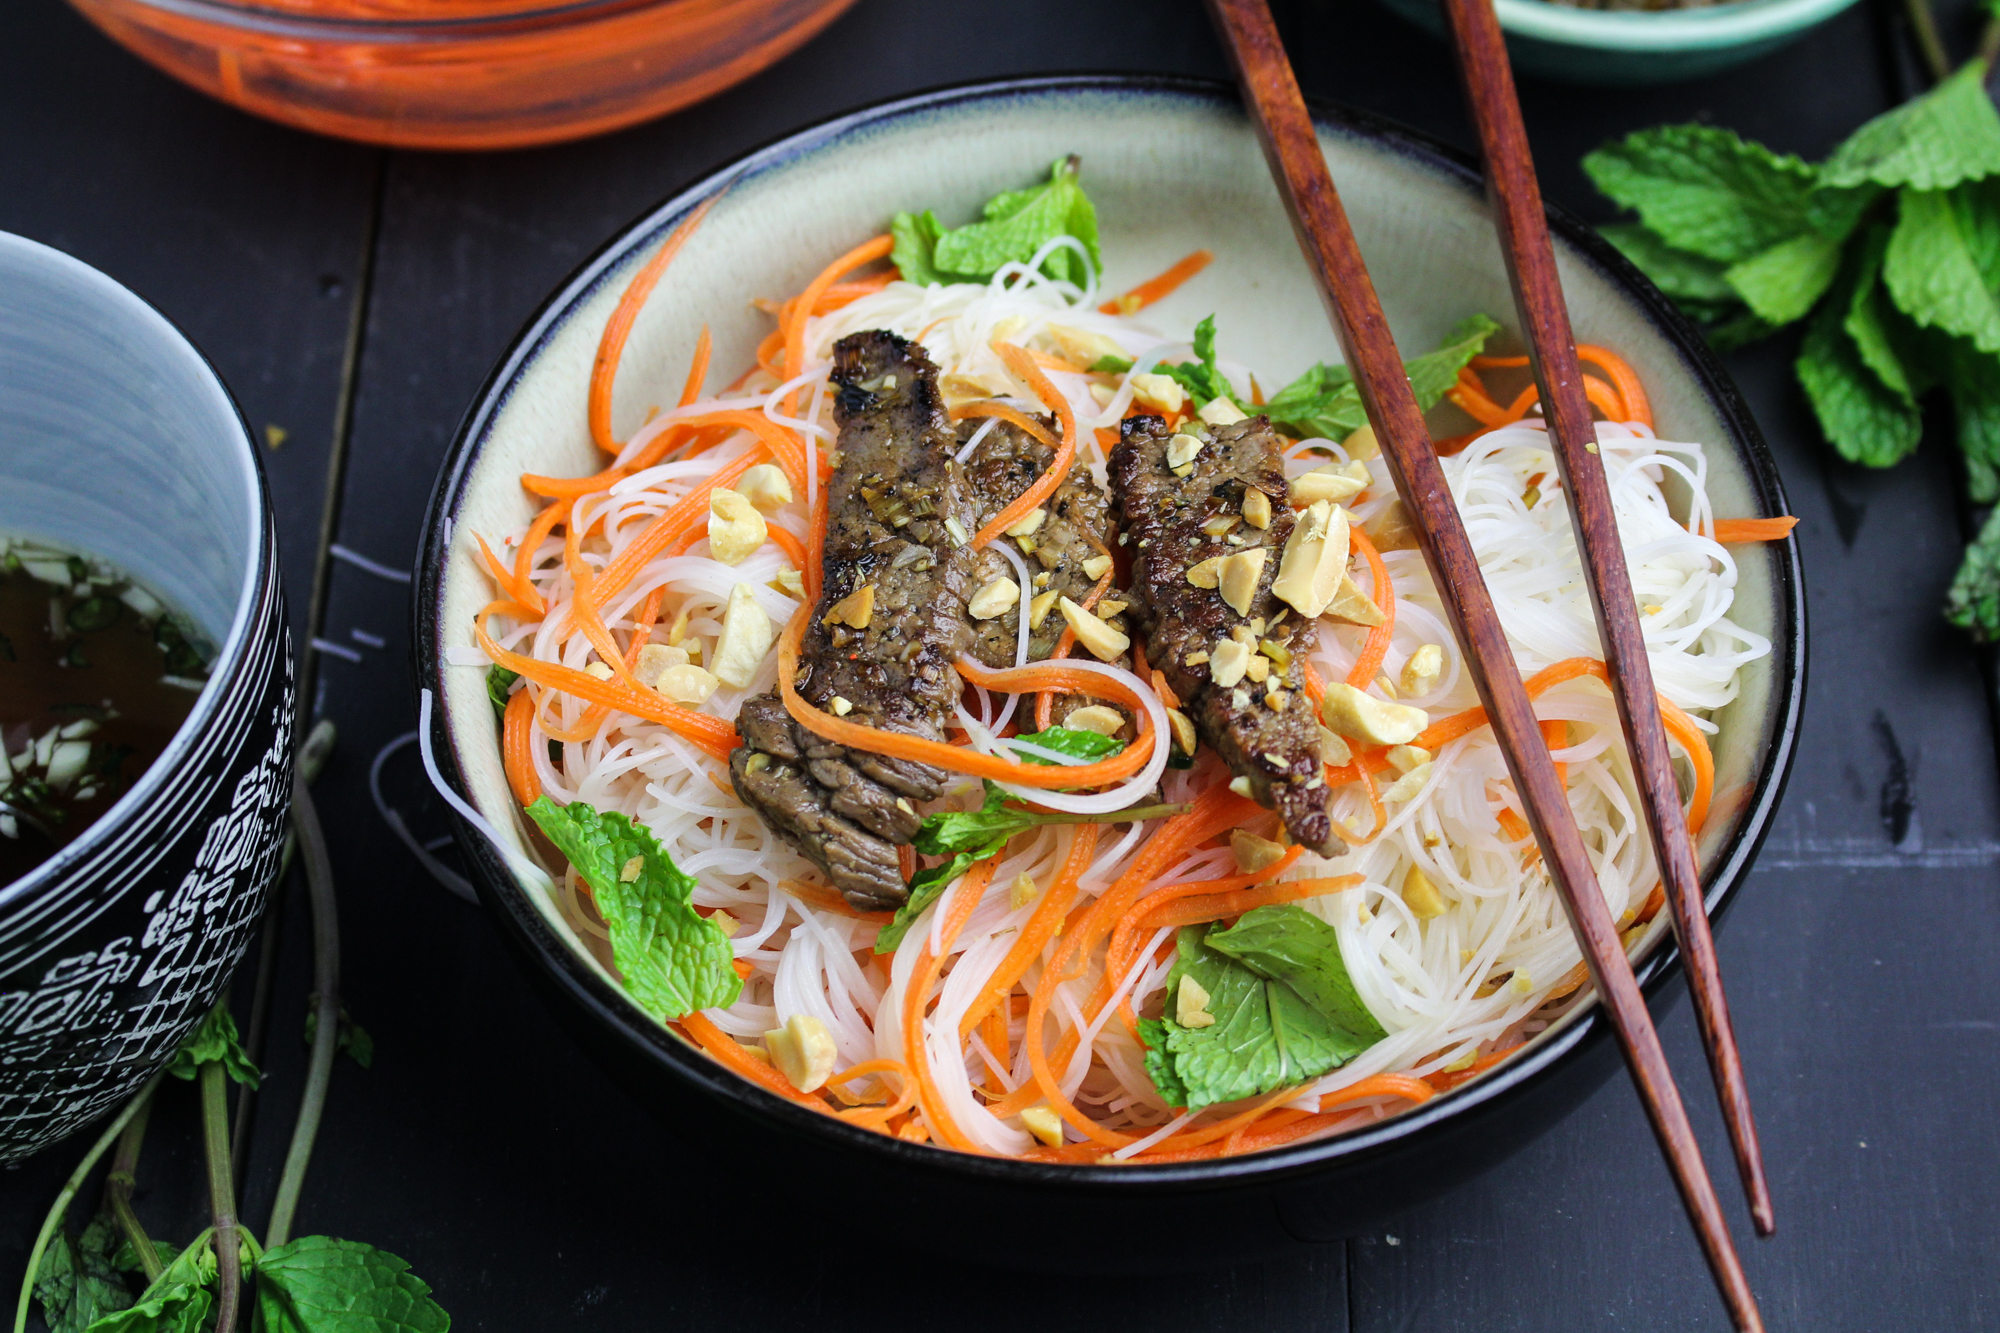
[730, 331, 981, 910]
[1109, 414, 1342, 856]
[960, 414, 1127, 674]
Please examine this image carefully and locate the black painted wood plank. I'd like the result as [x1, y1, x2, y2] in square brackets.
[0, 0, 378, 650]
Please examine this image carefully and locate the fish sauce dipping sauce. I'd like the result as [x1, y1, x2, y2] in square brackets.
[0, 538, 214, 885]
[444, 144, 1794, 1167]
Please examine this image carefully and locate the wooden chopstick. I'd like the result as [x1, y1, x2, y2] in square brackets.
[1201, 2, 1764, 1329]
[1436, 0, 1776, 1241]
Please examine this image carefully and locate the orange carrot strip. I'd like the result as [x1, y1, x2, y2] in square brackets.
[1543, 716, 1568, 789]
[476, 603, 737, 761]
[781, 878, 894, 923]
[679, 1011, 835, 1116]
[776, 615, 1155, 788]
[1107, 849, 1308, 1030]
[1710, 516, 1798, 543]
[679, 325, 711, 407]
[475, 533, 538, 610]
[1469, 354, 1530, 369]
[502, 685, 540, 806]
[949, 400, 1060, 448]
[1345, 527, 1396, 689]
[1099, 249, 1213, 315]
[902, 859, 996, 1152]
[784, 235, 896, 412]
[1130, 874, 1360, 937]
[959, 824, 1098, 1038]
[509, 499, 569, 613]
[1576, 345, 1652, 429]
[589, 196, 719, 453]
[970, 344, 1077, 548]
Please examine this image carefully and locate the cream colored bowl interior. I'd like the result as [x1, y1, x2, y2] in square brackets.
[437, 84, 1784, 1052]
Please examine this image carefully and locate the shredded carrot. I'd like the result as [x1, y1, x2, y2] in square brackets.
[970, 344, 1078, 548]
[589, 196, 720, 454]
[509, 499, 570, 613]
[1709, 516, 1798, 543]
[1543, 716, 1568, 789]
[1576, 345, 1652, 429]
[959, 824, 1097, 1037]
[784, 235, 895, 416]
[766, 523, 809, 572]
[1427, 1044, 1522, 1092]
[949, 399, 1059, 449]
[1345, 526, 1396, 689]
[1469, 354, 1529, 369]
[901, 859, 996, 1152]
[776, 613, 1156, 789]
[1099, 249, 1213, 315]
[680, 1011, 835, 1116]
[780, 878, 893, 923]
[475, 533, 538, 611]
[502, 685, 540, 806]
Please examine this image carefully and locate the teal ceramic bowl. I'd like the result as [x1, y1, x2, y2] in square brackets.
[1374, 0, 1865, 84]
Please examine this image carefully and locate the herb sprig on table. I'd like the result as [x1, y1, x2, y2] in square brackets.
[16, 743, 451, 1333]
[1583, 59, 2000, 638]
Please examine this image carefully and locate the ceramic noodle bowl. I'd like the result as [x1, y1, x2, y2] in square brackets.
[0, 234, 294, 1163]
[418, 79, 1803, 1262]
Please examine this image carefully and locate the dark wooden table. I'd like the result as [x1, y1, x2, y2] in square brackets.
[6, 0, 1998, 1327]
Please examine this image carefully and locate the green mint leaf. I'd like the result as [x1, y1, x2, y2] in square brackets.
[1884, 185, 2000, 354]
[1204, 906, 1387, 1057]
[1089, 354, 1135, 374]
[304, 1002, 375, 1069]
[1936, 332, 2000, 503]
[1137, 1016, 1190, 1108]
[1947, 504, 2000, 639]
[1009, 725, 1123, 765]
[524, 797, 740, 1018]
[922, 157, 1102, 287]
[889, 210, 947, 287]
[485, 665, 519, 718]
[1724, 230, 1846, 325]
[1161, 314, 1248, 413]
[1705, 307, 1784, 352]
[36, 1222, 135, 1333]
[86, 1236, 215, 1333]
[1823, 62, 2000, 192]
[254, 1237, 450, 1333]
[1583, 125, 1820, 263]
[875, 840, 1005, 955]
[910, 781, 1023, 857]
[1798, 265, 1922, 467]
[1844, 224, 1931, 402]
[166, 1003, 260, 1089]
[1262, 315, 1496, 442]
[1600, 223, 1740, 305]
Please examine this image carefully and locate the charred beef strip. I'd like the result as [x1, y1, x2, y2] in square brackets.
[1109, 414, 1342, 856]
[960, 414, 1128, 678]
[730, 331, 982, 910]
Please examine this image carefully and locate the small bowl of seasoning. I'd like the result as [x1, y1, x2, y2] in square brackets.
[0, 232, 295, 1164]
[1371, 0, 1865, 84]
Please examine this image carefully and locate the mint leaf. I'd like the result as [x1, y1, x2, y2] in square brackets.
[1724, 230, 1846, 325]
[525, 797, 740, 1018]
[255, 1237, 450, 1333]
[1947, 504, 2000, 639]
[36, 1220, 134, 1333]
[876, 841, 1003, 956]
[1145, 917, 1381, 1111]
[1008, 725, 1123, 765]
[911, 781, 1023, 858]
[1204, 905, 1388, 1058]
[1583, 125, 1821, 263]
[889, 209, 947, 287]
[1844, 224, 1926, 401]
[1884, 186, 2000, 354]
[1600, 223, 1740, 305]
[1937, 332, 2000, 502]
[1823, 62, 2000, 192]
[1798, 262, 1922, 467]
[304, 1001, 374, 1069]
[1161, 315, 1249, 414]
[485, 665, 518, 717]
[1262, 315, 1498, 442]
[897, 157, 1102, 288]
[166, 1003, 259, 1089]
[1137, 1016, 1189, 1109]
[86, 1236, 215, 1333]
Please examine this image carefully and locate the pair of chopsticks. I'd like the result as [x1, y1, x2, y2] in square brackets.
[1204, 1, 1768, 1328]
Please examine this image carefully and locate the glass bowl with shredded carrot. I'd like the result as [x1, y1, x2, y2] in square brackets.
[415, 82, 1803, 1188]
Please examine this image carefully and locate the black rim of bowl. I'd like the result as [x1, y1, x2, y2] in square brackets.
[415, 72, 1806, 1192]
[0, 233, 273, 914]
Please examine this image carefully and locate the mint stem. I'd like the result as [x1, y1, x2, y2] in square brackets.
[1903, 0, 1951, 83]
[1021, 801, 1190, 827]
[12, 1074, 161, 1333]
[102, 1084, 162, 1283]
[264, 779, 341, 1250]
[200, 1055, 242, 1333]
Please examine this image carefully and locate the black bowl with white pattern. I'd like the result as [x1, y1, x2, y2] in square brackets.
[0, 233, 295, 1164]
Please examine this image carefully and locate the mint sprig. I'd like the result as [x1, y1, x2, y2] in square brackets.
[1584, 60, 2000, 639]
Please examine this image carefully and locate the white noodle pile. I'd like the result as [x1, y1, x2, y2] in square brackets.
[477, 245, 1769, 1158]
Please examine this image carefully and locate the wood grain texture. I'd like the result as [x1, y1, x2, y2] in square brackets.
[1438, 0, 1774, 1239]
[1203, 1, 1759, 1328]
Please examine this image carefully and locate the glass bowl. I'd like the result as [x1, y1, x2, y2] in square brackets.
[66, 0, 861, 150]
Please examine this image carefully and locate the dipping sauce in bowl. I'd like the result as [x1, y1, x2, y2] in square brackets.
[0, 539, 213, 885]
